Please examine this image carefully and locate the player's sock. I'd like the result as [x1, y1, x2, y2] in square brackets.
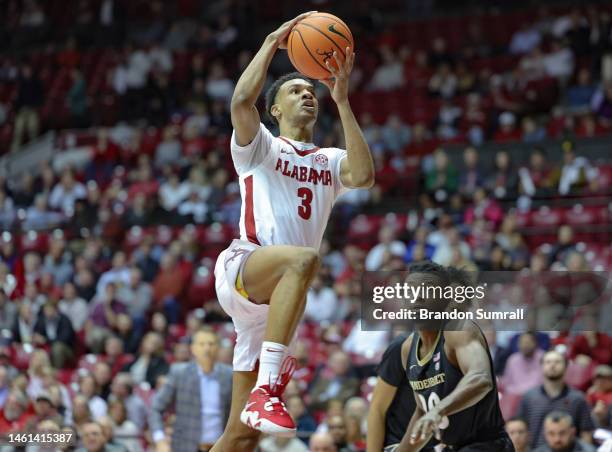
[256, 341, 288, 389]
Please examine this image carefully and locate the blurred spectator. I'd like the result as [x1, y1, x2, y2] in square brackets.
[518, 147, 553, 199]
[206, 62, 234, 105]
[521, 116, 547, 143]
[43, 236, 73, 286]
[459, 146, 483, 198]
[26, 391, 64, 430]
[429, 37, 453, 67]
[121, 332, 168, 387]
[116, 267, 152, 326]
[510, 23, 542, 55]
[495, 112, 521, 143]
[33, 302, 75, 368]
[286, 394, 317, 444]
[0, 391, 31, 432]
[12, 302, 36, 344]
[93, 361, 113, 400]
[0, 189, 15, 229]
[486, 150, 518, 200]
[86, 283, 128, 353]
[159, 172, 190, 211]
[309, 432, 338, 452]
[592, 81, 612, 124]
[49, 169, 87, 216]
[150, 327, 232, 452]
[404, 226, 435, 263]
[518, 351, 594, 449]
[533, 411, 595, 452]
[505, 417, 531, 452]
[463, 188, 503, 227]
[553, 143, 598, 195]
[566, 68, 597, 114]
[10, 63, 44, 152]
[152, 252, 186, 323]
[58, 281, 88, 332]
[107, 400, 141, 452]
[96, 251, 130, 298]
[569, 332, 612, 367]
[369, 45, 404, 91]
[155, 126, 182, 169]
[309, 351, 359, 411]
[78, 373, 107, 420]
[501, 332, 544, 396]
[428, 63, 457, 99]
[259, 436, 308, 452]
[0, 289, 17, 331]
[381, 114, 411, 153]
[425, 148, 458, 201]
[365, 225, 406, 271]
[543, 40, 575, 80]
[67, 69, 89, 128]
[305, 273, 340, 323]
[109, 373, 147, 430]
[76, 421, 114, 452]
[435, 100, 462, 140]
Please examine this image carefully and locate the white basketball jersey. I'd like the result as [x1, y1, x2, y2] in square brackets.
[231, 123, 349, 249]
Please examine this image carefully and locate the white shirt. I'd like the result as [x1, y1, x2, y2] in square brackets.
[197, 367, 223, 443]
[305, 287, 338, 322]
[365, 241, 407, 271]
[48, 183, 86, 215]
[231, 123, 348, 249]
[58, 297, 89, 331]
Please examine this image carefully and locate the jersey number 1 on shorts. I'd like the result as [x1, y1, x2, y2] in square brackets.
[297, 187, 313, 220]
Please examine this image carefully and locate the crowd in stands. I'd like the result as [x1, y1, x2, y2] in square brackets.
[0, 0, 611, 451]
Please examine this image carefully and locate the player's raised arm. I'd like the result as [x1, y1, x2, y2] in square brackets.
[231, 12, 316, 146]
[322, 49, 375, 189]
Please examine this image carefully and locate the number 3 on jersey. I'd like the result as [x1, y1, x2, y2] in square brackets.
[297, 187, 313, 220]
[417, 393, 450, 430]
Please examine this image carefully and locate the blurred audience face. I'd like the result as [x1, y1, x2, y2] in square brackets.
[543, 416, 575, 452]
[93, 362, 112, 387]
[110, 373, 131, 398]
[542, 351, 566, 380]
[81, 422, 107, 452]
[309, 432, 337, 452]
[327, 415, 348, 445]
[518, 333, 537, 357]
[173, 342, 191, 362]
[558, 225, 573, 245]
[104, 336, 123, 357]
[287, 395, 305, 420]
[3, 391, 27, 420]
[191, 329, 219, 368]
[505, 419, 529, 452]
[328, 351, 350, 377]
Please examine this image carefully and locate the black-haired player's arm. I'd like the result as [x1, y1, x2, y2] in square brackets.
[231, 11, 316, 146]
[396, 399, 427, 452]
[322, 52, 375, 188]
[399, 329, 494, 450]
[367, 378, 398, 452]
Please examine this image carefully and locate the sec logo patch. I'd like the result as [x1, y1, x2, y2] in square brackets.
[314, 154, 329, 168]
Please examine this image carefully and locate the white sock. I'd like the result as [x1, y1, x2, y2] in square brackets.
[256, 341, 287, 388]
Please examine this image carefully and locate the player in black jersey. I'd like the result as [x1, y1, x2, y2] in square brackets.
[396, 262, 513, 452]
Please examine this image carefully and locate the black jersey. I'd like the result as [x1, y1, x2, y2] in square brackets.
[377, 334, 415, 447]
[406, 324, 506, 447]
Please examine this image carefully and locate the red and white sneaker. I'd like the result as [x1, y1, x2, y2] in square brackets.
[240, 356, 297, 437]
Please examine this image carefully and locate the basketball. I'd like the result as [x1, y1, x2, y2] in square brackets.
[288, 13, 354, 80]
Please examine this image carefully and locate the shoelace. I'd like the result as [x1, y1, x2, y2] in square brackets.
[269, 355, 297, 396]
[265, 396, 288, 414]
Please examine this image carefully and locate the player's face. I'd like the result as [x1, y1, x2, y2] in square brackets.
[544, 419, 574, 452]
[506, 420, 529, 450]
[276, 79, 318, 125]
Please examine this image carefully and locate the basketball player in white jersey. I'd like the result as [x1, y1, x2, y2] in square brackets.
[208, 11, 374, 452]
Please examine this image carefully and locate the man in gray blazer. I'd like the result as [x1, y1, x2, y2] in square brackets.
[150, 327, 233, 452]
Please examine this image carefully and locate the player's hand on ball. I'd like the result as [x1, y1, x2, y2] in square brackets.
[321, 47, 355, 104]
[410, 409, 442, 444]
[269, 11, 317, 49]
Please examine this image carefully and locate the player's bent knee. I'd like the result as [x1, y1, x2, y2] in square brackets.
[289, 247, 320, 277]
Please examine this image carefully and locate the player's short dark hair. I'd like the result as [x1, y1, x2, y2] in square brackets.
[264, 72, 314, 125]
[544, 411, 573, 425]
[408, 261, 450, 286]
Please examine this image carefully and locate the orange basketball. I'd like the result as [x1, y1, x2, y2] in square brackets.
[288, 13, 354, 80]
